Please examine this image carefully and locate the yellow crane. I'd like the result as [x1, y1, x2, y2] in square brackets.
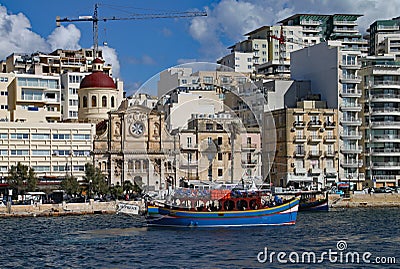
[56, 3, 207, 58]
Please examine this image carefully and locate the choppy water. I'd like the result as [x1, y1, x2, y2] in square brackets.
[0, 208, 399, 268]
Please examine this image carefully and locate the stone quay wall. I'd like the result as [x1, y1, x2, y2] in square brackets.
[0, 200, 144, 217]
[329, 193, 400, 208]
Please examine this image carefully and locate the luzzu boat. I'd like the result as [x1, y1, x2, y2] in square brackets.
[145, 189, 300, 227]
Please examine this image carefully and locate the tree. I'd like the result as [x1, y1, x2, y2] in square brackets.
[123, 180, 134, 194]
[26, 168, 39, 192]
[7, 162, 29, 195]
[60, 174, 80, 196]
[83, 163, 108, 197]
[110, 182, 124, 199]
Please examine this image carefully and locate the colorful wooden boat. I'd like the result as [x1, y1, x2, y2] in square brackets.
[145, 190, 300, 227]
[299, 191, 328, 212]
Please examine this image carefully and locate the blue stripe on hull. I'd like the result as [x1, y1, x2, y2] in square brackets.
[146, 199, 299, 227]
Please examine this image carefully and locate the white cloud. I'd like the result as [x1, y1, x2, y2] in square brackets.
[0, 4, 121, 79]
[0, 5, 49, 59]
[47, 24, 81, 51]
[189, 0, 400, 61]
[101, 46, 120, 78]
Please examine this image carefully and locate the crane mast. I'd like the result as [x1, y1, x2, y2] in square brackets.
[56, 4, 207, 58]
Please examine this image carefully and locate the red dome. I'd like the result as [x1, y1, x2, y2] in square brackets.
[80, 72, 116, 89]
[93, 58, 104, 64]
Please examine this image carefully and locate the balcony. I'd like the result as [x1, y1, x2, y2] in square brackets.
[333, 20, 357, 26]
[180, 144, 198, 150]
[340, 88, 362, 98]
[340, 145, 362, 154]
[294, 167, 307, 175]
[340, 75, 361, 84]
[340, 103, 362, 112]
[371, 107, 400, 116]
[372, 162, 400, 170]
[371, 135, 400, 143]
[241, 160, 258, 167]
[325, 151, 336, 158]
[340, 62, 362, 69]
[308, 135, 322, 143]
[369, 175, 397, 182]
[293, 121, 306, 128]
[370, 121, 400, 129]
[300, 20, 320, 26]
[340, 132, 362, 140]
[341, 160, 363, 168]
[340, 117, 362, 126]
[324, 135, 337, 143]
[293, 150, 306, 157]
[308, 150, 322, 158]
[324, 167, 337, 175]
[293, 135, 307, 143]
[308, 120, 322, 128]
[324, 121, 336, 129]
[370, 148, 400, 156]
[309, 167, 322, 175]
[370, 93, 400, 102]
[241, 143, 257, 151]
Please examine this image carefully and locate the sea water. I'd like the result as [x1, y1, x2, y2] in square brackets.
[0, 208, 399, 268]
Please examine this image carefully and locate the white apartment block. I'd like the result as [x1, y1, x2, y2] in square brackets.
[7, 74, 61, 123]
[360, 54, 400, 188]
[368, 17, 400, 56]
[0, 73, 14, 121]
[0, 122, 95, 182]
[291, 41, 364, 189]
[60, 72, 89, 121]
[217, 51, 254, 73]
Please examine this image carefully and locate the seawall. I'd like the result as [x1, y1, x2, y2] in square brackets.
[0, 200, 144, 218]
[329, 193, 400, 208]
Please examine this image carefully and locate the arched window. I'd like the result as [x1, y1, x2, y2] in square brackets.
[111, 96, 115, 108]
[102, 96, 107, 107]
[92, 96, 97, 107]
[78, 97, 80, 108]
[83, 96, 87, 108]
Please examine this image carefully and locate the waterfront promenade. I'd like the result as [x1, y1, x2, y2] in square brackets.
[0, 200, 144, 217]
[1, 194, 400, 217]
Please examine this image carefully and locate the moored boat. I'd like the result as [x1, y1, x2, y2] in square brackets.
[145, 189, 300, 227]
[298, 191, 328, 212]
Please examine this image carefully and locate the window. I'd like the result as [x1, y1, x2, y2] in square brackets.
[73, 150, 90, 156]
[10, 133, 29, 139]
[262, 44, 266, 48]
[92, 96, 97, 107]
[52, 150, 70, 156]
[53, 166, 67, 172]
[207, 137, 213, 144]
[33, 166, 50, 172]
[206, 123, 213, 131]
[0, 133, 7, 139]
[69, 88, 78, 95]
[111, 96, 115, 107]
[203, 76, 213, 84]
[11, 150, 29, 156]
[247, 58, 252, 62]
[32, 133, 50, 140]
[0, 149, 7, 155]
[73, 134, 90, 140]
[32, 150, 50, 156]
[217, 137, 222, 145]
[53, 134, 70, 140]
[83, 96, 87, 108]
[218, 153, 222, 160]
[218, 168, 223, 177]
[187, 137, 192, 147]
[102, 96, 107, 107]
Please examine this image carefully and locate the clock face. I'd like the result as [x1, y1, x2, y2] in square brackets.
[130, 121, 145, 137]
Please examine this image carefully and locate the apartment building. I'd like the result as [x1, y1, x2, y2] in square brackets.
[7, 74, 61, 123]
[368, 16, 400, 56]
[0, 73, 14, 121]
[179, 113, 261, 183]
[271, 100, 338, 189]
[360, 54, 400, 188]
[0, 122, 95, 183]
[291, 41, 364, 189]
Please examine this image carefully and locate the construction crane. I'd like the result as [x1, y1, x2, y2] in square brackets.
[56, 3, 207, 58]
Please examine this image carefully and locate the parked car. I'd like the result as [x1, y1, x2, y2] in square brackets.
[374, 187, 394, 193]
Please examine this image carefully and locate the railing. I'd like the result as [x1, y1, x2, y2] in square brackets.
[373, 162, 400, 167]
[371, 148, 400, 154]
[372, 135, 400, 140]
[324, 121, 336, 128]
[309, 150, 322, 157]
[371, 108, 400, 114]
[341, 146, 362, 152]
[293, 121, 306, 127]
[372, 81, 400, 87]
[371, 121, 400, 127]
[293, 150, 306, 157]
[293, 135, 307, 142]
[308, 135, 322, 142]
[341, 88, 361, 95]
[241, 143, 257, 150]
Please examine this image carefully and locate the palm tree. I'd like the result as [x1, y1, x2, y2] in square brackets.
[228, 122, 240, 184]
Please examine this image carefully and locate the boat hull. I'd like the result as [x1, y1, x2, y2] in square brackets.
[299, 199, 328, 211]
[146, 198, 299, 227]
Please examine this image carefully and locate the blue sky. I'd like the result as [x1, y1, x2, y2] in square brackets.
[1, 0, 400, 96]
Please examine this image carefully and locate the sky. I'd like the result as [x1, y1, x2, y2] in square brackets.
[0, 0, 400, 96]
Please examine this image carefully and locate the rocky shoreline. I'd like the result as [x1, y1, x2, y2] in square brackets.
[329, 193, 400, 208]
